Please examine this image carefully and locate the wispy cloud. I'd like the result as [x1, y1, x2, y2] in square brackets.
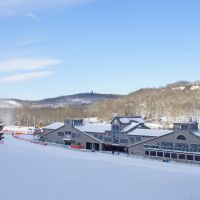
[0, 71, 53, 83]
[26, 12, 39, 20]
[0, 58, 63, 72]
[0, 0, 95, 15]
[17, 38, 45, 46]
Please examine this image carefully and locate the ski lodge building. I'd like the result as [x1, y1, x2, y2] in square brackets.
[128, 121, 200, 164]
[40, 116, 171, 151]
[40, 116, 200, 164]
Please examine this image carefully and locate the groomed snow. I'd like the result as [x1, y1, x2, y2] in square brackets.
[1, 135, 200, 200]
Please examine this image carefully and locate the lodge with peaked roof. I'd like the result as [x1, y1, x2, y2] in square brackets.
[40, 116, 172, 152]
[128, 121, 200, 164]
[39, 116, 200, 164]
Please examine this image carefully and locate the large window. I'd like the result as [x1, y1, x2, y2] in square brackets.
[171, 153, 178, 159]
[120, 139, 128, 144]
[190, 144, 200, 148]
[58, 132, 64, 137]
[157, 151, 163, 157]
[190, 144, 200, 152]
[195, 156, 200, 161]
[104, 137, 112, 142]
[112, 125, 120, 131]
[191, 124, 198, 131]
[177, 135, 186, 140]
[175, 143, 188, 150]
[150, 151, 156, 156]
[164, 152, 170, 158]
[136, 136, 141, 142]
[145, 150, 149, 156]
[65, 131, 71, 135]
[187, 155, 193, 161]
[161, 142, 173, 149]
[181, 124, 189, 130]
[76, 133, 81, 138]
[72, 133, 76, 138]
[179, 154, 186, 160]
[98, 135, 103, 140]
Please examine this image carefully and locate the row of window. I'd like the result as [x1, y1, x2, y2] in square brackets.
[93, 133, 103, 140]
[174, 124, 198, 131]
[58, 131, 71, 137]
[120, 139, 128, 144]
[72, 133, 81, 139]
[145, 143, 200, 152]
[57, 130, 141, 144]
[145, 150, 200, 161]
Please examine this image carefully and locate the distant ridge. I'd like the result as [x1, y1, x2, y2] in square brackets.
[0, 93, 121, 108]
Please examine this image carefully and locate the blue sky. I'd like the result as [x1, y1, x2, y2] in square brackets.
[0, 0, 200, 100]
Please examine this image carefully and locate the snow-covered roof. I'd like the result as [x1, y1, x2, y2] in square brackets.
[119, 117, 144, 124]
[43, 122, 64, 130]
[122, 122, 139, 132]
[127, 129, 172, 137]
[193, 132, 200, 138]
[75, 122, 111, 134]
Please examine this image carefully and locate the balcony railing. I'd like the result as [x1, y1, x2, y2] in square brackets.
[144, 145, 200, 155]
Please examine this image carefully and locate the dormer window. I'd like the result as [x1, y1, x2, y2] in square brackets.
[177, 135, 186, 140]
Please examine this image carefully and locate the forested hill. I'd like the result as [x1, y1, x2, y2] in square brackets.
[2, 81, 200, 126]
[89, 81, 200, 123]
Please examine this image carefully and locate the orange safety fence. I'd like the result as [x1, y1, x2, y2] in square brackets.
[71, 144, 85, 149]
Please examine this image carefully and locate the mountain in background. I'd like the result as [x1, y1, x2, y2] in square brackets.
[0, 93, 121, 108]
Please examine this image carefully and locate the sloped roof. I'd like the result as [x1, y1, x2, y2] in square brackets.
[193, 132, 200, 138]
[43, 122, 64, 130]
[75, 122, 111, 134]
[127, 129, 172, 137]
[118, 117, 145, 124]
[121, 122, 140, 132]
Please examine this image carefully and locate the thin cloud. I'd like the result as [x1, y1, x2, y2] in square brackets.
[0, 71, 53, 83]
[26, 12, 39, 20]
[0, 58, 63, 72]
[0, 0, 95, 14]
[17, 38, 45, 46]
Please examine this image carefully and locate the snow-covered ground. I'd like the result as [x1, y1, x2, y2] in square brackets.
[1, 135, 200, 200]
[3, 126, 35, 134]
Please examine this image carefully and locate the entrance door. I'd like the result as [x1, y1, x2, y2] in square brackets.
[93, 143, 100, 151]
[86, 142, 92, 150]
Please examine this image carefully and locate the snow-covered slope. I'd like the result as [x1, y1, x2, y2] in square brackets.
[0, 99, 22, 108]
[1, 135, 200, 200]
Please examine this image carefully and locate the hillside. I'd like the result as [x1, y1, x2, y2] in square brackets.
[2, 81, 200, 126]
[89, 81, 200, 124]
